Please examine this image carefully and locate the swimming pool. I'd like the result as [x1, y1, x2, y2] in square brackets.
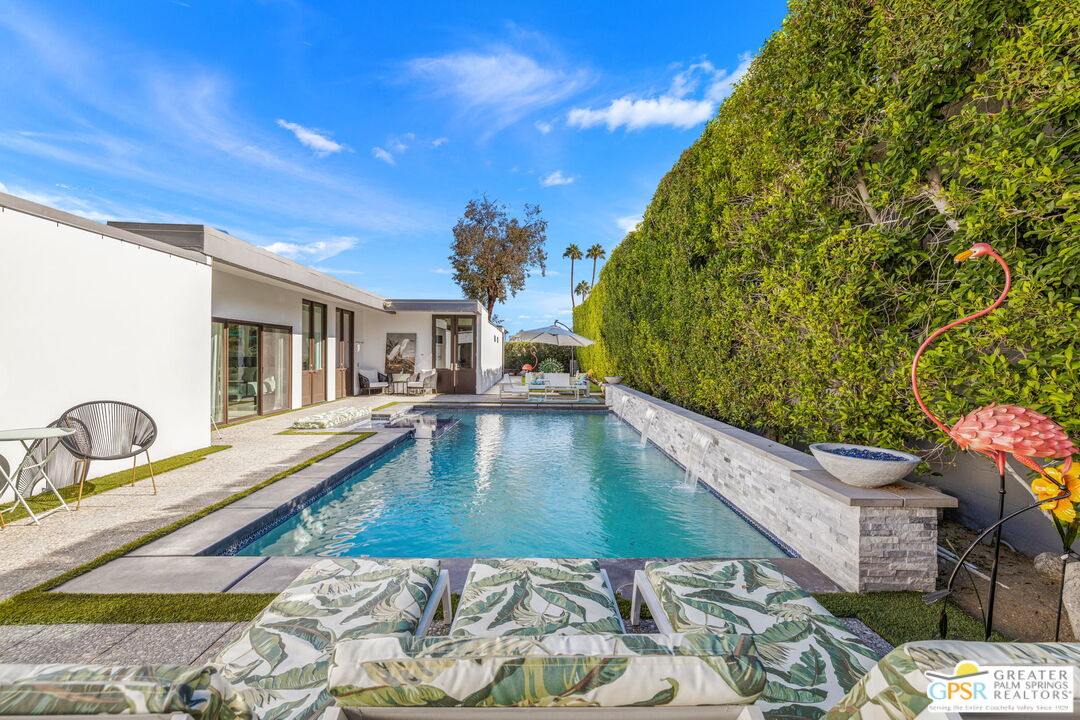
[233, 410, 787, 558]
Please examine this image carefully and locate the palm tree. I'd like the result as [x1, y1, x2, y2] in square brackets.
[586, 244, 606, 287]
[575, 280, 590, 303]
[563, 244, 583, 307]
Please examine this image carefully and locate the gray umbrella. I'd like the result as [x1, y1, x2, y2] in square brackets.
[510, 321, 595, 347]
[510, 321, 594, 374]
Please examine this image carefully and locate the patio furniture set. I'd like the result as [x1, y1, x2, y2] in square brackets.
[358, 368, 437, 396]
[0, 400, 157, 527]
[499, 371, 592, 401]
[2, 556, 1074, 719]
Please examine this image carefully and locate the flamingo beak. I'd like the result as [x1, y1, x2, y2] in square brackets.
[953, 249, 975, 262]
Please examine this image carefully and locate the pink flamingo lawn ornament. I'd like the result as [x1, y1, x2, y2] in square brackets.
[912, 242, 1077, 639]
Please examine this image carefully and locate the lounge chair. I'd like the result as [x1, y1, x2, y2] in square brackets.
[498, 374, 529, 401]
[451, 558, 625, 637]
[215, 557, 450, 720]
[631, 559, 880, 718]
[357, 370, 389, 395]
[326, 558, 769, 716]
[407, 369, 438, 395]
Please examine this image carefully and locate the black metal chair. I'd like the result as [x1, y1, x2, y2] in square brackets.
[57, 401, 158, 508]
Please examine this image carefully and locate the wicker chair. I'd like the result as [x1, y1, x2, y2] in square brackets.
[57, 401, 158, 508]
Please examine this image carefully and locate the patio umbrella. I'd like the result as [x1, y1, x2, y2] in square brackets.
[510, 321, 594, 374]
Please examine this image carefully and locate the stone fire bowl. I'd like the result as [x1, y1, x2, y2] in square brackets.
[604, 376, 624, 385]
[809, 442, 921, 488]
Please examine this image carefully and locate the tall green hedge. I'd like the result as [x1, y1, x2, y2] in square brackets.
[575, 0, 1079, 450]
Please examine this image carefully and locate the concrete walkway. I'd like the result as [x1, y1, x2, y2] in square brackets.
[0, 393, 435, 600]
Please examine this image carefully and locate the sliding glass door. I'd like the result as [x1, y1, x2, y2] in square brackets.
[211, 320, 292, 424]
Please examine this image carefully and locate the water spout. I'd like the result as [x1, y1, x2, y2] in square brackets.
[638, 407, 657, 448]
[677, 429, 714, 491]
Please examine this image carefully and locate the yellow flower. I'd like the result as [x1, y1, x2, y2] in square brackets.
[1031, 463, 1080, 523]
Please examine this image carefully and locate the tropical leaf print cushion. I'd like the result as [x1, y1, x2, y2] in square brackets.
[450, 558, 624, 637]
[214, 558, 439, 720]
[329, 633, 767, 707]
[646, 560, 880, 719]
[824, 640, 1080, 720]
[0, 663, 247, 720]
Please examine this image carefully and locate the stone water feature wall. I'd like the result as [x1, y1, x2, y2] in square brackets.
[607, 385, 956, 592]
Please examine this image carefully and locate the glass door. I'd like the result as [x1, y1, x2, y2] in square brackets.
[211, 320, 292, 424]
[432, 315, 477, 393]
[336, 309, 354, 398]
[301, 300, 327, 405]
[260, 326, 290, 414]
[211, 322, 225, 424]
[227, 323, 260, 420]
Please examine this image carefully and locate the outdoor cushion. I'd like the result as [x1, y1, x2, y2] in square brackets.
[450, 558, 624, 638]
[646, 559, 879, 719]
[214, 558, 439, 720]
[0, 664, 247, 720]
[824, 639, 1080, 720]
[328, 633, 766, 708]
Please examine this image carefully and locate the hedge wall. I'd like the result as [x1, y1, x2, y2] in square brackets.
[575, 0, 1079, 450]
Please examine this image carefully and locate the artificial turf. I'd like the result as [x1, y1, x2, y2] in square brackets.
[0, 433, 374, 624]
[815, 591, 1005, 645]
[2, 445, 230, 525]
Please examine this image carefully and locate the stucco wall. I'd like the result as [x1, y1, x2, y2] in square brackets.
[476, 313, 504, 393]
[0, 205, 211, 487]
[606, 385, 956, 592]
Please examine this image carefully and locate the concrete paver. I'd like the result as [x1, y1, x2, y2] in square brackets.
[56, 556, 267, 594]
[94, 623, 239, 665]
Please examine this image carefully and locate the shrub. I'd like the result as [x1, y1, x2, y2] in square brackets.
[575, 0, 1079, 450]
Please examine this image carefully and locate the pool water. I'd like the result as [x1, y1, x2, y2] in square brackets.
[234, 410, 786, 558]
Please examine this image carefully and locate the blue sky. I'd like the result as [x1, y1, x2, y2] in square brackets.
[0, 1, 786, 330]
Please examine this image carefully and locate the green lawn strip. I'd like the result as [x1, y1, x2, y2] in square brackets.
[276, 430, 376, 437]
[815, 592, 1005, 646]
[2, 445, 230, 525]
[0, 434, 371, 625]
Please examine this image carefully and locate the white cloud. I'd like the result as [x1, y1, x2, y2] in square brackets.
[429, 136, 449, 147]
[275, 119, 347, 156]
[314, 266, 363, 275]
[406, 48, 590, 134]
[567, 53, 752, 131]
[616, 214, 642, 233]
[429, 267, 453, 275]
[535, 120, 553, 134]
[371, 147, 395, 165]
[263, 236, 358, 262]
[540, 170, 576, 187]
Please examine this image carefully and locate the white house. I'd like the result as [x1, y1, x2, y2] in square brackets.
[0, 191, 503, 483]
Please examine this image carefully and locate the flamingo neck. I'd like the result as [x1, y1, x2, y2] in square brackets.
[911, 250, 1012, 438]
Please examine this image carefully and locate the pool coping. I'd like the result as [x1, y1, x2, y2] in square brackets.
[53, 429, 417, 594]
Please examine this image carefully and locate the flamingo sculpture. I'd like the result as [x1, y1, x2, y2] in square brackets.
[912, 241, 1077, 639]
[911, 242, 1077, 477]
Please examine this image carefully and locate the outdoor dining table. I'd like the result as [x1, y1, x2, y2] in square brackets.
[0, 426, 75, 528]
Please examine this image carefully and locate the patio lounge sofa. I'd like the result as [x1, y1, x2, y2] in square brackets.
[631, 560, 880, 718]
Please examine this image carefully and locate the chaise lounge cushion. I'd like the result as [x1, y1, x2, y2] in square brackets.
[328, 633, 766, 708]
[0, 664, 247, 720]
[450, 558, 624, 638]
[823, 639, 1080, 719]
[646, 560, 879, 719]
[214, 558, 439, 720]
